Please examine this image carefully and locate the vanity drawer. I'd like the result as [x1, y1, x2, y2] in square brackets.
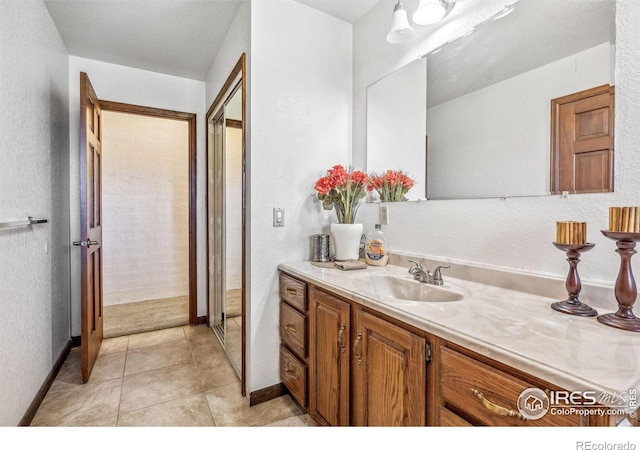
[440, 346, 581, 427]
[280, 345, 307, 408]
[280, 301, 307, 360]
[279, 273, 307, 312]
[439, 406, 473, 427]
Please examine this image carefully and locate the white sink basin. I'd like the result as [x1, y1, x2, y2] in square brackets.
[356, 275, 464, 303]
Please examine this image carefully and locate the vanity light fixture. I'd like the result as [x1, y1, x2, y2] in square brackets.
[386, 1, 415, 43]
[412, 0, 455, 25]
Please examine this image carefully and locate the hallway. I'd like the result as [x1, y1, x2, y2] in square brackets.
[31, 324, 312, 427]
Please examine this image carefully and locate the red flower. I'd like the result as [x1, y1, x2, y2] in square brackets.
[314, 165, 368, 224]
[328, 165, 349, 187]
[314, 176, 333, 195]
[368, 170, 416, 202]
[350, 170, 368, 186]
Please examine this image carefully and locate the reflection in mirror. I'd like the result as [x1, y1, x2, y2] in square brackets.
[427, 0, 615, 199]
[366, 57, 426, 200]
[223, 84, 243, 375]
[365, 0, 615, 201]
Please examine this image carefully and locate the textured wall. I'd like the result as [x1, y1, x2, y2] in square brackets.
[0, 0, 70, 426]
[354, 0, 638, 292]
[101, 111, 189, 305]
[68, 56, 206, 335]
[249, 0, 352, 392]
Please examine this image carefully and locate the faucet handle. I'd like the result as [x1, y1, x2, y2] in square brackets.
[432, 265, 450, 281]
[408, 259, 423, 274]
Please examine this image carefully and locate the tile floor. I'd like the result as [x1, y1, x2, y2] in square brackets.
[31, 324, 314, 427]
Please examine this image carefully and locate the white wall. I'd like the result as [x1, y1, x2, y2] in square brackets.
[0, 0, 70, 426]
[68, 56, 206, 335]
[354, 0, 640, 292]
[248, 0, 352, 392]
[102, 112, 189, 305]
[427, 43, 613, 199]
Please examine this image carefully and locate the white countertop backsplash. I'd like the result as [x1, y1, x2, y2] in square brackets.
[278, 260, 640, 413]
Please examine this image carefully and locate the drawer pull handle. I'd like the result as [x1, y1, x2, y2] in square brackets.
[285, 369, 298, 381]
[470, 388, 527, 421]
[338, 321, 346, 353]
[282, 324, 297, 336]
[285, 288, 297, 296]
[353, 330, 362, 364]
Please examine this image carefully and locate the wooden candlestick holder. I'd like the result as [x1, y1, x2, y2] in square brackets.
[598, 230, 640, 332]
[551, 242, 598, 316]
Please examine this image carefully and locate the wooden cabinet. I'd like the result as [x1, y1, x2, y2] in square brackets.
[308, 286, 350, 426]
[352, 309, 427, 426]
[435, 340, 597, 426]
[278, 273, 308, 409]
[307, 285, 427, 426]
[279, 269, 623, 427]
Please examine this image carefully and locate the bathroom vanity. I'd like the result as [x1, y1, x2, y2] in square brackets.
[278, 261, 639, 427]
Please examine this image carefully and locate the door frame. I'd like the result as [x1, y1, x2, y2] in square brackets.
[100, 100, 198, 325]
[206, 53, 247, 396]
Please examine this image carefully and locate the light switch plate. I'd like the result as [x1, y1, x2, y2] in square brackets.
[273, 208, 284, 227]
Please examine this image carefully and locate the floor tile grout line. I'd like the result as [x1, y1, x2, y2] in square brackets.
[186, 324, 219, 426]
[115, 335, 130, 426]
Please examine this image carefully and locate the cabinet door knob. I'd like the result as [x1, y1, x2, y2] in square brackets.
[470, 388, 527, 421]
[285, 288, 297, 296]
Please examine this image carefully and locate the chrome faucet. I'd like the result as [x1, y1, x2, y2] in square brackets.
[408, 260, 450, 286]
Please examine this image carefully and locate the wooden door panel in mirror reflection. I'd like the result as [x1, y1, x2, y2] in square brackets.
[552, 84, 614, 194]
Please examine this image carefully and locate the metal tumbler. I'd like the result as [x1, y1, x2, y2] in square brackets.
[312, 234, 331, 262]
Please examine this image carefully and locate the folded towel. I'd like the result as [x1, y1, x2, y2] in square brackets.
[334, 259, 367, 271]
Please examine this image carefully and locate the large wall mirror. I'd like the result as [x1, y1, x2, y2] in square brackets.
[366, 0, 615, 201]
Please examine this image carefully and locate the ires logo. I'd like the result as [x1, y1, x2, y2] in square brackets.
[517, 388, 637, 420]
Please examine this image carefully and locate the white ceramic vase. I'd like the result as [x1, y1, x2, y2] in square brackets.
[330, 223, 363, 261]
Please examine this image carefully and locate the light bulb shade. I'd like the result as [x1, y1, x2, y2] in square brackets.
[386, 3, 415, 43]
[413, 0, 446, 25]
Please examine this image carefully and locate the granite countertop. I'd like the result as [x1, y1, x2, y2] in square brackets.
[278, 261, 640, 413]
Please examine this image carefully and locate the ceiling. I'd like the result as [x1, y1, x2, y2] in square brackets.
[427, 0, 616, 107]
[43, 0, 379, 81]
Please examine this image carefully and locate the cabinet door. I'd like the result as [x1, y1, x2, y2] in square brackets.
[352, 309, 426, 426]
[309, 287, 350, 426]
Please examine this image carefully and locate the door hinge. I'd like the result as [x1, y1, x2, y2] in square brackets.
[425, 342, 432, 363]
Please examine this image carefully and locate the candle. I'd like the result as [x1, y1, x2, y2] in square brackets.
[556, 221, 587, 245]
[608, 207, 640, 232]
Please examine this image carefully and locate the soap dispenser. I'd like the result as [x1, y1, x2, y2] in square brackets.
[365, 224, 389, 266]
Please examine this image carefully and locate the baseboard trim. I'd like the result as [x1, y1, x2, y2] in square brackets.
[19, 338, 73, 426]
[195, 315, 207, 325]
[249, 383, 286, 407]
